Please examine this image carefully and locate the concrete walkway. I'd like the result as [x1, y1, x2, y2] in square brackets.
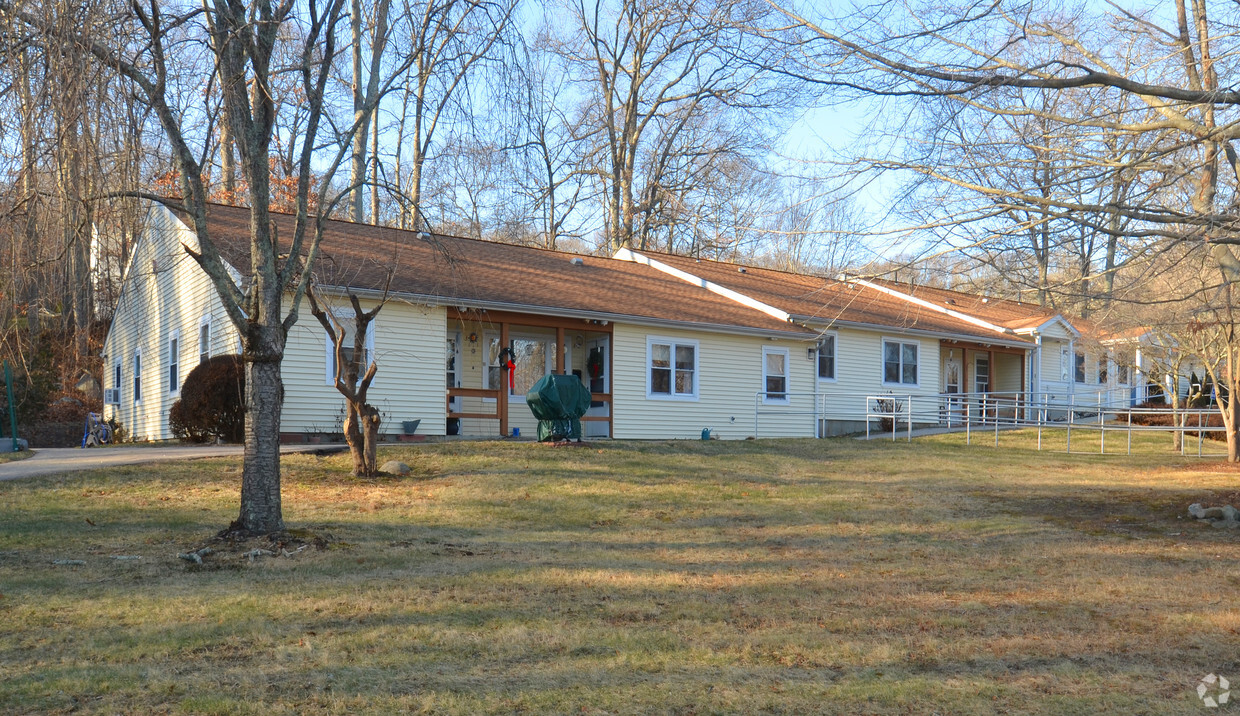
[0, 444, 343, 481]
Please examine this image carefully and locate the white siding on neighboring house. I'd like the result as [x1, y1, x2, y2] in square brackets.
[102, 205, 240, 441]
[281, 297, 447, 438]
[611, 323, 816, 440]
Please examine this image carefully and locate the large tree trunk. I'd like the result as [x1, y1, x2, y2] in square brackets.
[238, 340, 285, 533]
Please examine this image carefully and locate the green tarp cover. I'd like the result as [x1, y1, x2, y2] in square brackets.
[525, 374, 592, 442]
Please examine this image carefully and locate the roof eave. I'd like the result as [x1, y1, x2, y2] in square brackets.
[309, 284, 815, 340]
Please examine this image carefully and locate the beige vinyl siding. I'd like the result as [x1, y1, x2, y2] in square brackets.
[102, 205, 241, 441]
[814, 327, 941, 426]
[281, 297, 447, 437]
[1037, 320, 1074, 340]
[612, 323, 815, 440]
[1040, 337, 1071, 385]
[994, 353, 1022, 393]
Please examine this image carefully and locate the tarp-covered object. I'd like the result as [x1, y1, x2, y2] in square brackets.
[525, 374, 592, 442]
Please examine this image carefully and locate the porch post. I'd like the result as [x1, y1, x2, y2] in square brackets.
[499, 321, 509, 437]
[556, 326, 565, 374]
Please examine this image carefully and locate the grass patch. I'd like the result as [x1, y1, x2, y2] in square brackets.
[0, 448, 31, 464]
[1, 434, 1237, 713]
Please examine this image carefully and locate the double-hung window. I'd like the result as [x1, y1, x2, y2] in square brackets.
[882, 339, 918, 386]
[168, 332, 180, 394]
[1074, 352, 1086, 384]
[133, 349, 142, 403]
[817, 334, 836, 381]
[198, 317, 211, 365]
[763, 347, 789, 403]
[324, 310, 375, 385]
[648, 338, 697, 399]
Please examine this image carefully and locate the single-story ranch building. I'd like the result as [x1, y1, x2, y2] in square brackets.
[102, 202, 1150, 441]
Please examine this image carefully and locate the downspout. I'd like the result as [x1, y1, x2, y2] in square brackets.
[1034, 333, 1042, 406]
[813, 342, 821, 438]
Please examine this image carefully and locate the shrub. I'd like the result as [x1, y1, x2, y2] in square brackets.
[169, 355, 245, 443]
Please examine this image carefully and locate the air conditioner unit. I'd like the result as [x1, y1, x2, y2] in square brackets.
[104, 388, 120, 405]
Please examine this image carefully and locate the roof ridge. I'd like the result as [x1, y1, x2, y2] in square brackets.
[197, 200, 615, 264]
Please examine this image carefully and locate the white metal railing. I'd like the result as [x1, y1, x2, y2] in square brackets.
[751, 389, 1230, 456]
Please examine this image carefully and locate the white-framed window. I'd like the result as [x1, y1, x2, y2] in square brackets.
[324, 310, 375, 385]
[168, 331, 180, 395]
[133, 348, 143, 403]
[198, 316, 211, 365]
[763, 346, 789, 403]
[882, 339, 919, 386]
[974, 353, 990, 393]
[1074, 352, 1086, 384]
[107, 358, 122, 405]
[1098, 358, 1109, 385]
[647, 337, 698, 399]
[817, 333, 836, 382]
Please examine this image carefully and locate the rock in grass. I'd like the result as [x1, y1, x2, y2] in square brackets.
[1201, 506, 1226, 520]
[381, 460, 410, 476]
[1223, 505, 1239, 521]
[1189, 503, 1206, 519]
[51, 559, 85, 566]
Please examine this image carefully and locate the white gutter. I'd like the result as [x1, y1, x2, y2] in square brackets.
[303, 285, 814, 340]
[845, 276, 1016, 337]
[613, 248, 792, 323]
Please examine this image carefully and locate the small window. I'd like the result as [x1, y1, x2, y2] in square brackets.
[882, 340, 918, 386]
[1117, 363, 1131, 385]
[198, 319, 211, 365]
[648, 338, 697, 399]
[1098, 360, 1108, 385]
[113, 359, 122, 393]
[168, 333, 180, 394]
[763, 347, 789, 402]
[133, 350, 142, 403]
[324, 311, 374, 385]
[1074, 352, 1086, 383]
[974, 354, 990, 393]
[817, 334, 836, 381]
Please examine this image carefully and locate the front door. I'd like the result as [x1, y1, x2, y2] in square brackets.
[584, 337, 610, 438]
[943, 352, 962, 424]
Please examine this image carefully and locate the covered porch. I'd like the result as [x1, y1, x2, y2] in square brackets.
[939, 340, 1030, 424]
[445, 308, 613, 438]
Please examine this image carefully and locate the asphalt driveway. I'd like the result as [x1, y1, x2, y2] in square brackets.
[0, 444, 342, 481]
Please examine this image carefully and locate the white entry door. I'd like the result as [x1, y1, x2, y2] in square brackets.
[584, 337, 610, 437]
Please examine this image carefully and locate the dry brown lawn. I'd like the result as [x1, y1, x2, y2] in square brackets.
[0, 431, 1237, 714]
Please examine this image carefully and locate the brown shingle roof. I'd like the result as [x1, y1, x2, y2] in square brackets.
[188, 203, 812, 337]
[630, 251, 1039, 344]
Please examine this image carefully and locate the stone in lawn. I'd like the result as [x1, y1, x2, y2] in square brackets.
[381, 460, 410, 476]
[1189, 503, 1206, 519]
[1223, 505, 1239, 522]
[1201, 506, 1226, 520]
